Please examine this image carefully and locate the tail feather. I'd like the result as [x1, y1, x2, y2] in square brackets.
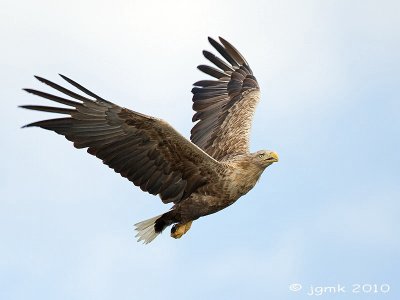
[134, 214, 163, 244]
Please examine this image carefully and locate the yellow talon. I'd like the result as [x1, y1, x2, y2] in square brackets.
[171, 221, 193, 239]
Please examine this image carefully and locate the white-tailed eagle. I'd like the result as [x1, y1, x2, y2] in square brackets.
[21, 37, 279, 244]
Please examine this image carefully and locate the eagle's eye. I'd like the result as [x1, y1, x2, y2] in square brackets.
[258, 153, 265, 159]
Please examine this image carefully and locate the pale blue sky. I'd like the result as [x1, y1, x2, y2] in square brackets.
[1, 1, 399, 299]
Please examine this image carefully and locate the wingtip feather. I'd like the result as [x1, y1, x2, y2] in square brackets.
[58, 73, 71, 83]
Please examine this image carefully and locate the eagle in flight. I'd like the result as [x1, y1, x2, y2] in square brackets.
[21, 37, 279, 244]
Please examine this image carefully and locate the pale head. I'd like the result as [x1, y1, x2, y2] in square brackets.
[252, 150, 279, 168]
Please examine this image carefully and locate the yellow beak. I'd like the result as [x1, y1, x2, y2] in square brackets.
[270, 151, 279, 162]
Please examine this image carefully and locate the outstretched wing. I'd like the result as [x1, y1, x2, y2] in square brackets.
[191, 37, 260, 160]
[21, 75, 221, 204]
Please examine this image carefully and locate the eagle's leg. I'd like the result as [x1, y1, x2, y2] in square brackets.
[170, 221, 193, 239]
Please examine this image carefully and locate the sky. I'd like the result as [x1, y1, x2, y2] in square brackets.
[1, 0, 399, 299]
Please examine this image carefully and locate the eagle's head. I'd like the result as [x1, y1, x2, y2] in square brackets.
[253, 150, 279, 168]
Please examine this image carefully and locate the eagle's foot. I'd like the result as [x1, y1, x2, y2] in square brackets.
[170, 221, 192, 239]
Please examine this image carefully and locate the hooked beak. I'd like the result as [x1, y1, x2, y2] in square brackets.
[266, 151, 279, 163]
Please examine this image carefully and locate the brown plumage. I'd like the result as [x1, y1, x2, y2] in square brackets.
[21, 37, 278, 244]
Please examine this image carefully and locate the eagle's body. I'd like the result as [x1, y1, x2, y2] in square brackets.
[21, 37, 278, 244]
[172, 154, 265, 220]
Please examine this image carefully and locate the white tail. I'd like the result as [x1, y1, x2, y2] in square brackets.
[134, 214, 162, 244]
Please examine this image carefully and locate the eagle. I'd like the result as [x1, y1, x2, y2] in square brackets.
[21, 37, 279, 244]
